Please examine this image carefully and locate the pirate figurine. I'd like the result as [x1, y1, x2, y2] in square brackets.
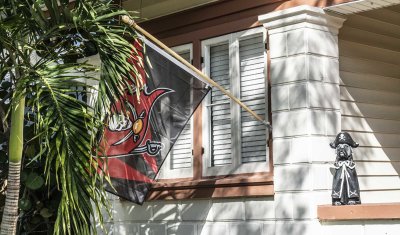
[330, 132, 361, 206]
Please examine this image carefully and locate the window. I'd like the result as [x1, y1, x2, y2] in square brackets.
[201, 27, 269, 176]
[158, 43, 194, 179]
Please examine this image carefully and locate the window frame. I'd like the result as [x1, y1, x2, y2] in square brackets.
[201, 27, 270, 177]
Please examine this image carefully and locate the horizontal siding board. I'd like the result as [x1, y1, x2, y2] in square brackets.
[353, 147, 400, 162]
[339, 40, 400, 66]
[354, 162, 400, 176]
[341, 101, 400, 120]
[359, 190, 400, 203]
[339, 6, 400, 195]
[359, 8, 400, 26]
[344, 15, 400, 38]
[340, 87, 400, 105]
[342, 116, 400, 134]
[358, 176, 400, 190]
[340, 56, 400, 78]
[340, 71, 400, 93]
[340, 26, 400, 52]
[349, 132, 400, 148]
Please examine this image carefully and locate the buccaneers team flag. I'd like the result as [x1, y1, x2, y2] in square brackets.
[98, 36, 210, 204]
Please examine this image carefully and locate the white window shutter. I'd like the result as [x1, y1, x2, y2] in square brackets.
[202, 27, 269, 176]
[239, 34, 268, 163]
[210, 43, 232, 166]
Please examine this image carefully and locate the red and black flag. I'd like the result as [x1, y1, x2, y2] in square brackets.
[98, 37, 210, 204]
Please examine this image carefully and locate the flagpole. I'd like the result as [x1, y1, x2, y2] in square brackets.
[121, 16, 271, 129]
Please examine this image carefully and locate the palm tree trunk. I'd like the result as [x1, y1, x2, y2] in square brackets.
[0, 97, 25, 235]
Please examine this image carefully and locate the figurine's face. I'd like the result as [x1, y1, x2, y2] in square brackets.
[336, 143, 352, 159]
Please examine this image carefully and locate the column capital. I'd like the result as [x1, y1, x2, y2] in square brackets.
[258, 5, 346, 34]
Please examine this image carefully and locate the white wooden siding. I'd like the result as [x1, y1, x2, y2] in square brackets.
[239, 35, 267, 163]
[210, 43, 232, 166]
[339, 5, 400, 201]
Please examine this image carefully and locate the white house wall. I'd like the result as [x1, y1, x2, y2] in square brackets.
[99, 196, 275, 235]
[339, 5, 400, 203]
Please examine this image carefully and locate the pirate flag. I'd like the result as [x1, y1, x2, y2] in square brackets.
[98, 37, 210, 204]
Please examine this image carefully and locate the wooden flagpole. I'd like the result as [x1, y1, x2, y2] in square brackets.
[121, 16, 271, 129]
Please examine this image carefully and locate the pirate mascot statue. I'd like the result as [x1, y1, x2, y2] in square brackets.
[330, 132, 361, 206]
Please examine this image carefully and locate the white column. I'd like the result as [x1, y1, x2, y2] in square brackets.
[258, 6, 346, 235]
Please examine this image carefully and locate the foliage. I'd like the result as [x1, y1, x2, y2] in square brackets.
[0, 0, 141, 234]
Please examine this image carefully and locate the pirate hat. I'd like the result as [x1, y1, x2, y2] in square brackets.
[330, 132, 359, 149]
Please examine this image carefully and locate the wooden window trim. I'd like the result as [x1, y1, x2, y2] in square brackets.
[148, 172, 274, 200]
[318, 203, 400, 221]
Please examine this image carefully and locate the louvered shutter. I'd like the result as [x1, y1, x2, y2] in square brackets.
[202, 27, 269, 176]
[239, 34, 267, 163]
[170, 49, 193, 169]
[210, 43, 232, 166]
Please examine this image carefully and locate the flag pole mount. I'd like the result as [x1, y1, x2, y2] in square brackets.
[121, 16, 272, 131]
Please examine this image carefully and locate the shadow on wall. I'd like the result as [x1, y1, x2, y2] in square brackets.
[338, 4, 400, 203]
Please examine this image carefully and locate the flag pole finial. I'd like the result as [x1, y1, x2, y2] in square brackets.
[122, 15, 136, 27]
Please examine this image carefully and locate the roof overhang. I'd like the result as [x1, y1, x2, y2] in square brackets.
[324, 0, 400, 15]
[122, 0, 220, 22]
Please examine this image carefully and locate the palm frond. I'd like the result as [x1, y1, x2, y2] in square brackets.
[25, 60, 108, 234]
